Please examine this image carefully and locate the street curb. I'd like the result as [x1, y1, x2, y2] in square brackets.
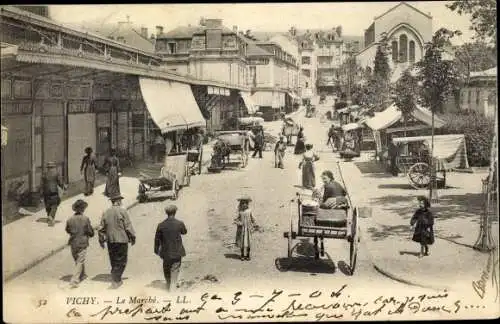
[371, 263, 449, 292]
[3, 200, 139, 283]
[361, 217, 451, 292]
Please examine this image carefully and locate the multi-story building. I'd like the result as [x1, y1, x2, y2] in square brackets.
[156, 19, 252, 131]
[246, 34, 299, 118]
[356, 2, 432, 83]
[296, 32, 317, 101]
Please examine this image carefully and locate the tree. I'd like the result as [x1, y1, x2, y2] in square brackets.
[394, 69, 418, 136]
[371, 32, 391, 112]
[454, 41, 497, 85]
[446, 0, 497, 47]
[416, 28, 461, 204]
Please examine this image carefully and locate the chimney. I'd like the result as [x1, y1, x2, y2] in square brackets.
[205, 19, 223, 28]
[117, 36, 125, 43]
[141, 27, 148, 38]
[156, 26, 164, 37]
[233, 25, 238, 33]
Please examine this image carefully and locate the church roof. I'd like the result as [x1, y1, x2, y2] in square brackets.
[374, 2, 432, 21]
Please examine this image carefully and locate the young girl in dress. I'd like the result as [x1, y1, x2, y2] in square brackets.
[234, 195, 257, 261]
[410, 196, 435, 258]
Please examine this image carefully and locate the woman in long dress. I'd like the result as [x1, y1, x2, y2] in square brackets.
[294, 127, 305, 155]
[103, 149, 121, 197]
[80, 147, 97, 196]
[234, 196, 257, 261]
[299, 144, 320, 189]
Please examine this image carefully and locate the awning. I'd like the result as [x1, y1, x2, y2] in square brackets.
[342, 123, 362, 132]
[1, 43, 18, 59]
[364, 103, 445, 131]
[393, 134, 469, 170]
[240, 91, 258, 114]
[139, 77, 206, 133]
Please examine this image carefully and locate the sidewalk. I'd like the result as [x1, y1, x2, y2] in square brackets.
[2, 143, 216, 282]
[342, 153, 499, 291]
[2, 177, 140, 282]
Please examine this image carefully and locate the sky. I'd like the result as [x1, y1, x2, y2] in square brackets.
[48, 2, 475, 45]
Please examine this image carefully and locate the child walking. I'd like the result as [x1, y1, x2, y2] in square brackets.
[410, 196, 434, 258]
[234, 195, 257, 261]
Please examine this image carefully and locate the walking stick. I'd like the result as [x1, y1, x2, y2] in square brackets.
[336, 161, 353, 208]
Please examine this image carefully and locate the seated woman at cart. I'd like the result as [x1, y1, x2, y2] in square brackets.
[313, 170, 347, 209]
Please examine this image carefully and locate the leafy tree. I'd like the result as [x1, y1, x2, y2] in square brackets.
[446, 0, 497, 47]
[394, 69, 419, 136]
[416, 28, 461, 203]
[454, 41, 497, 85]
[371, 33, 391, 112]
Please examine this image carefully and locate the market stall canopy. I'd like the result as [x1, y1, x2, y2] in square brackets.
[393, 134, 469, 170]
[240, 91, 258, 114]
[139, 78, 205, 133]
[364, 103, 445, 131]
[342, 123, 362, 132]
[238, 117, 264, 125]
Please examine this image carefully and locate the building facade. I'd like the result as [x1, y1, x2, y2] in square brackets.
[0, 7, 248, 207]
[356, 2, 432, 83]
[459, 67, 497, 119]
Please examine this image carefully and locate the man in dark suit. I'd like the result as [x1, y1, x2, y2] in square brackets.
[40, 161, 66, 226]
[154, 205, 187, 291]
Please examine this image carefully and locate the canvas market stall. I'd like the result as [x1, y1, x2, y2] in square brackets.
[364, 103, 445, 160]
[392, 134, 469, 189]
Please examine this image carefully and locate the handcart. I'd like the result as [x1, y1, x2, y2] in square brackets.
[282, 162, 371, 275]
[136, 152, 191, 202]
[208, 130, 249, 172]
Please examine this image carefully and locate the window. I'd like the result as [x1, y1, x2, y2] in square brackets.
[468, 90, 471, 104]
[476, 90, 481, 106]
[168, 42, 177, 54]
[392, 41, 398, 62]
[301, 56, 311, 65]
[409, 41, 415, 63]
[305, 82, 309, 88]
[399, 34, 408, 63]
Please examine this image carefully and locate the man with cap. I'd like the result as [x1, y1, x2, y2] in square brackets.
[40, 161, 66, 226]
[65, 199, 94, 288]
[154, 205, 187, 291]
[98, 193, 136, 289]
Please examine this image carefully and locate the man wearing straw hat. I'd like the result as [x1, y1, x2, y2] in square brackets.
[154, 204, 187, 291]
[40, 161, 66, 226]
[65, 199, 94, 288]
[98, 193, 136, 289]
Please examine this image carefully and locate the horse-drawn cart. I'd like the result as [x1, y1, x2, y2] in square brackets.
[136, 152, 192, 202]
[208, 131, 249, 172]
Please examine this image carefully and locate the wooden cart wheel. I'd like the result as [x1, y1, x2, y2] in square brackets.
[408, 162, 431, 189]
[349, 208, 359, 275]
